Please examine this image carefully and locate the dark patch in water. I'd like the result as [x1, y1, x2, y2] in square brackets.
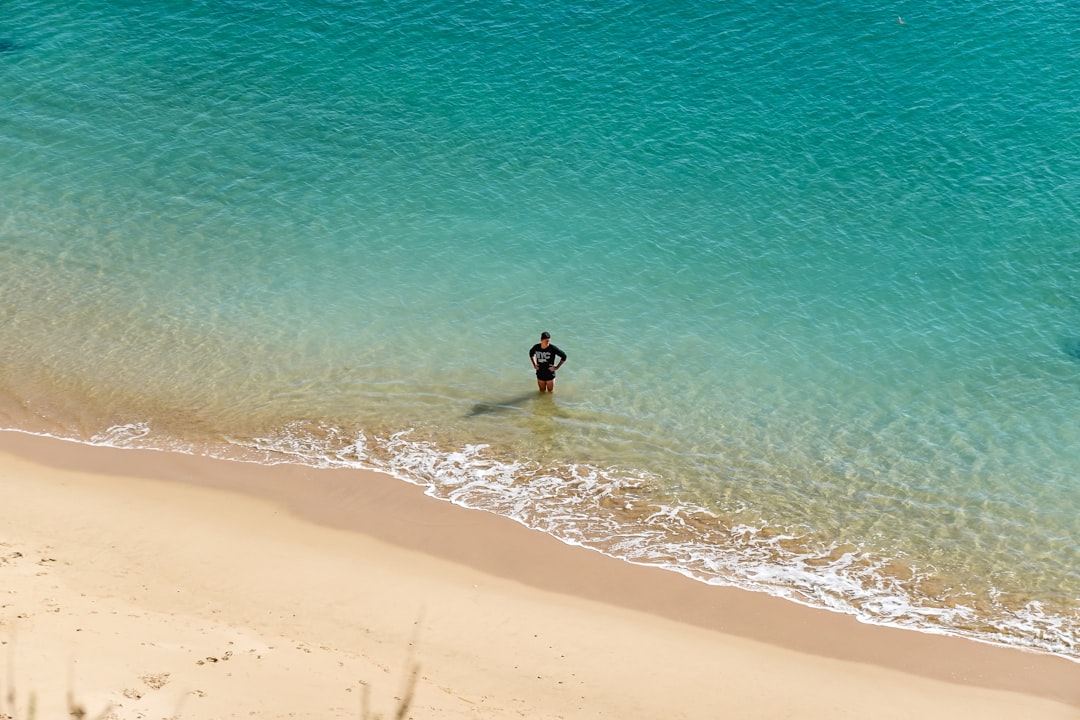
[0, 39, 16, 54]
[1061, 338, 1080, 362]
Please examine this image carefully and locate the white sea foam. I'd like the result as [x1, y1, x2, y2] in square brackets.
[90, 422, 152, 446]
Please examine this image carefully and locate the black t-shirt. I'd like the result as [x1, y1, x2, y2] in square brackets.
[530, 343, 566, 377]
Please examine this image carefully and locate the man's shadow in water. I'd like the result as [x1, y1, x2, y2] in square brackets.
[466, 392, 572, 420]
[466, 393, 544, 417]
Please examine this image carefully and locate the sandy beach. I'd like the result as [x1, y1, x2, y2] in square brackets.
[1, 429, 1077, 719]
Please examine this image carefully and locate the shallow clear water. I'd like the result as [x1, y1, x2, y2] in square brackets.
[2, 0, 1079, 657]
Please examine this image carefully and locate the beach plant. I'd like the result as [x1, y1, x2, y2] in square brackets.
[360, 662, 418, 720]
[2, 632, 418, 719]
[0, 682, 111, 720]
[66, 690, 112, 720]
[1, 646, 110, 720]
[361, 621, 421, 720]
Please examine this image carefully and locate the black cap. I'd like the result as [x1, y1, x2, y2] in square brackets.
[540, 331, 550, 339]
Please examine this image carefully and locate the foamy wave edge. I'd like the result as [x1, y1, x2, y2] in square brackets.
[9, 422, 1079, 663]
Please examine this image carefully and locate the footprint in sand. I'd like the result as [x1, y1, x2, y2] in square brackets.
[0, 550, 23, 566]
[195, 651, 231, 666]
[140, 672, 171, 690]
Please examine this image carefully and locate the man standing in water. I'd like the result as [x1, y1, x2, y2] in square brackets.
[529, 331, 567, 393]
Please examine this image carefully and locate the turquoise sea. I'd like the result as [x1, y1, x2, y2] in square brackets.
[2, 0, 1079, 658]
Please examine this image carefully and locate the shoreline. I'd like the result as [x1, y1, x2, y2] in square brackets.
[1, 428, 1078, 718]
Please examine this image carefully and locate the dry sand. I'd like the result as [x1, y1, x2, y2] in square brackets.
[1, 429, 1077, 719]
